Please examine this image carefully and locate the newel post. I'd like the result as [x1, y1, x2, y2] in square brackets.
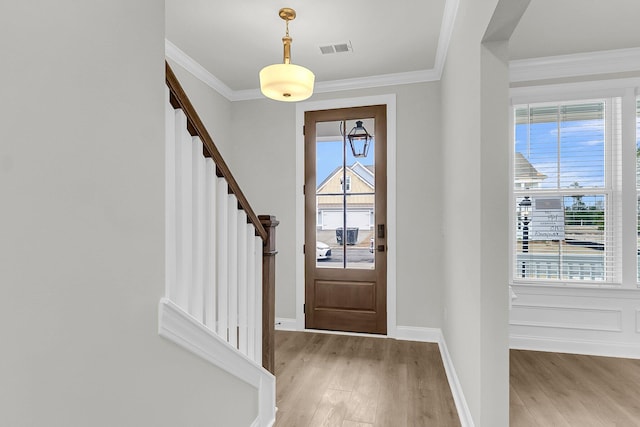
[259, 215, 279, 374]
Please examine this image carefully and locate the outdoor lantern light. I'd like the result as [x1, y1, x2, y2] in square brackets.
[519, 196, 532, 278]
[519, 196, 532, 219]
[259, 8, 315, 102]
[347, 120, 372, 158]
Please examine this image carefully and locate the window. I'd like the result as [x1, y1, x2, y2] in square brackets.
[513, 99, 622, 283]
[340, 175, 351, 192]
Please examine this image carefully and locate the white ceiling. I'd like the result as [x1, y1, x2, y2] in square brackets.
[165, 0, 446, 91]
[509, 0, 640, 60]
[165, 0, 640, 93]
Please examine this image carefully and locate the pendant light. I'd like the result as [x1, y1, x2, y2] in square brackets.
[259, 8, 315, 102]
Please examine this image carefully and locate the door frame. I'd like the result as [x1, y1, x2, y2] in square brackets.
[295, 94, 397, 337]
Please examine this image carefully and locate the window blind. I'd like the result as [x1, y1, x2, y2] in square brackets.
[513, 99, 622, 283]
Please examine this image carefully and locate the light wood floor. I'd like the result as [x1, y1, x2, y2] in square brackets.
[510, 349, 640, 426]
[275, 331, 640, 426]
[273, 331, 460, 427]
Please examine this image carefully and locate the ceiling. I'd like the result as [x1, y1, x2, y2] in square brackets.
[166, 0, 640, 94]
[509, 0, 640, 60]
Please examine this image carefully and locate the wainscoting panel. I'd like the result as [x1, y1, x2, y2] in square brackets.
[510, 285, 640, 359]
[510, 304, 622, 332]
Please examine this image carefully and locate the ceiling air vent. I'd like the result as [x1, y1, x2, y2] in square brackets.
[319, 41, 353, 55]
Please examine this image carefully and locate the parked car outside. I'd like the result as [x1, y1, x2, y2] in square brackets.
[317, 241, 331, 260]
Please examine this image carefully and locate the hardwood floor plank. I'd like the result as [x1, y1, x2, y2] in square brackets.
[343, 339, 382, 424]
[326, 335, 367, 392]
[275, 333, 342, 424]
[510, 349, 640, 427]
[509, 351, 573, 427]
[309, 388, 352, 427]
[342, 421, 374, 427]
[509, 384, 539, 427]
[274, 331, 459, 427]
[375, 362, 409, 427]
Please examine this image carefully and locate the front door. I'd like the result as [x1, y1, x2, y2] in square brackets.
[304, 105, 387, 334]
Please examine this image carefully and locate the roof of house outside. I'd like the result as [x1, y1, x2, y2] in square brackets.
[317, 161, 374, 191]
[514, 152, 547, 182]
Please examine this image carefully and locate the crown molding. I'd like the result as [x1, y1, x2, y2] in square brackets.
[166, 0, 460, 101]
[167, 40, 442, 102]
[434, 0, 460, 78]
[315, 69, 440, 92]
[510, 47, 640, 83]
[510, 77, 640, 105]
[165, 39, 235, 101]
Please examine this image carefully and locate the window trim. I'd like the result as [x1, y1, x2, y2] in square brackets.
[509, 80, 640, 290]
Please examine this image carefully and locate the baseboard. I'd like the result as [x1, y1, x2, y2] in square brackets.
[275, 317, 297, 331]
[394, 325, 441, 342]
[510, 334, 640, 359]
[250, 416, 274, 427]
[437, 333, 475, 427]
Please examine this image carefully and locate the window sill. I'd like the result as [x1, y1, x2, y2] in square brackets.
[510, 283, 640, 299]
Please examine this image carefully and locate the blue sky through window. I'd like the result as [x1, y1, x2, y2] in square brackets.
[515, 105, 606, 193]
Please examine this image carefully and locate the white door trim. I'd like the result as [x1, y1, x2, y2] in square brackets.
[295, 94, 397, 337]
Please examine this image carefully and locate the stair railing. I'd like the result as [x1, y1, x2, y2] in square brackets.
[164, 61, 277, 373]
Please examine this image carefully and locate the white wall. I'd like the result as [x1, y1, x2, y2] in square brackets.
[229, 83, 444, 329]
[441, 0, 510, 425]
[479, 39, 510, 427]
[0, 2, 257, 426]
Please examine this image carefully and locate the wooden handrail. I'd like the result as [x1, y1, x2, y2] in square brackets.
[165, 61, 267, 242]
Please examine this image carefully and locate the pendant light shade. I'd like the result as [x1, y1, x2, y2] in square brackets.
[260, 8, 315, 102]
[259, 63, 314, 101]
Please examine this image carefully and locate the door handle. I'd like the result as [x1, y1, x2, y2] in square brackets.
[377, 245, 385, 252]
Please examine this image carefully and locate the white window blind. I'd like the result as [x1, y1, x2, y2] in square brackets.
[513, 99, 622, 283]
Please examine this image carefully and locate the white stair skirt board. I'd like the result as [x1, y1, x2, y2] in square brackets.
[273, 321, 474, 427]
[159, 298, 276, 427]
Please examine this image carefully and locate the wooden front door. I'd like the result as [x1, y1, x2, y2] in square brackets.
[304, 105, 387, 334]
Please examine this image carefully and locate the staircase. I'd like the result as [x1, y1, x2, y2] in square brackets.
[158, 62, 277, 427]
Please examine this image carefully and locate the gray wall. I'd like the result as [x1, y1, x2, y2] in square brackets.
[441, 0, 510, 425]
[229, 83, 444, 329]
[0, 2, 257, 426]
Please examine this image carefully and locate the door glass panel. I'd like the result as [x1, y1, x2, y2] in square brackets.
[315, 119, 375, 269]
[345, 195, 375, 269]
